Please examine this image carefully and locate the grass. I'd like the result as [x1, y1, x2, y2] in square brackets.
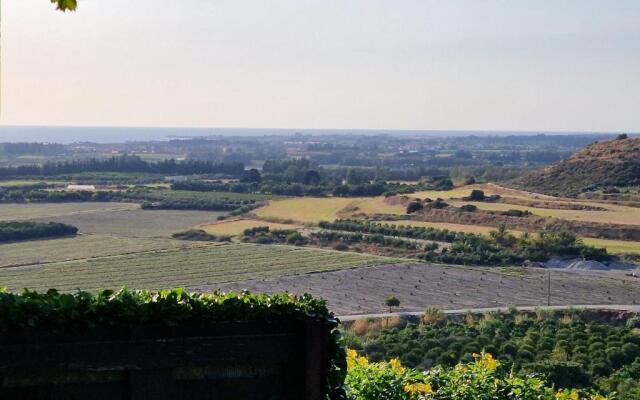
[351, 197, 407, 215]
[0, 243, 394, 292]
[0, 235, 204, 268]
[253, 197, 357, 223]
[0, 179, 66, 187]
[583, 238, 640, 255]
[200, 219, 302, 236]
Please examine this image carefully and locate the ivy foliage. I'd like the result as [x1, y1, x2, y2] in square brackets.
[0, 288, 347, 399]
[51, 0, 77, 11]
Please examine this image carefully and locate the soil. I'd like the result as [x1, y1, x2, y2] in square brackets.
[206, 262, 640, 315]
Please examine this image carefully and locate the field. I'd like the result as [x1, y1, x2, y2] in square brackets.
[154, 189, 274, 202]
[32, 208, 225, 237]
[405, 184, 640, 225]
[214, 262, 640, 315]
[0, 243, 394, 291]
[200, 219, 302, 236]
[0, 235, 204, 267]
[0, 202, 139, 220]
[253, 197, 357, 223]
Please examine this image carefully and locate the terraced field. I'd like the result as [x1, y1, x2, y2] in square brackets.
[0, 243, 394, 291]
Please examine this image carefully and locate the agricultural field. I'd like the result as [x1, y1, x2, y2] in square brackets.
[0, 202, 139, 220]
[155, 189, 274, 202]
[32, 208, 225, 237]
[253, 197, 357, 223]
[0, 179, 67, 187]
[200, 219, 302, 236]
[0, 235, 203, 267]
[0, 243, 395, 292]
[214, 262, 640, 315]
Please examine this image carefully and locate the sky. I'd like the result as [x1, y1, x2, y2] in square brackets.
[1, 0, 639, 132]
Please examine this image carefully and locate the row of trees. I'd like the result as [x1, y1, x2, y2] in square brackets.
[317, 220, 609, 266]
[318, 220, 467, 243]
[0, 155, 244, 179]
[0, 221, 78, 242]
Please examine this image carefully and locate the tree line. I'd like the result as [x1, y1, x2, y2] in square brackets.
[0, 221, 78, 242]
[0, 155, 244, 179]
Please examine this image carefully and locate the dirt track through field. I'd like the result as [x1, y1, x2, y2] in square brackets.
[209, 263, 640, 315]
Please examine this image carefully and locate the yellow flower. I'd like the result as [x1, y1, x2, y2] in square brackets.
[346, 348, 358, 369]
[346, 348, 370, 369]
[404, 382, 432, 395]
[478, 353, 498, 370]
[389, 358, 406, 373]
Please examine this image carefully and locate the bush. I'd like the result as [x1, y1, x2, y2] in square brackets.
[406, 201, 424, 214]
[346, 351, 608, 400]
[459, 204, 478, 212]
[0, 221, 78, 242]
[171, 229, 217, 241]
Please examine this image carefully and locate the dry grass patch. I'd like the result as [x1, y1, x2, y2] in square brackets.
[253, 197, 357, 223]
[351, 197, 407, 216]
[200, 219, 302, 236]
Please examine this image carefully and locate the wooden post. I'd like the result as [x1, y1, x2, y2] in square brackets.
[304, 320, 325, 400]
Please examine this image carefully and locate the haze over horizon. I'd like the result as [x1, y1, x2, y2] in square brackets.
[1, 0, 639, 132]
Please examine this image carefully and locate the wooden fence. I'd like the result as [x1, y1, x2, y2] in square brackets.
[0, 319, 328, 400]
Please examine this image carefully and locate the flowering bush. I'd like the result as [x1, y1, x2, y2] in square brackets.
[346, 350, 608, 400]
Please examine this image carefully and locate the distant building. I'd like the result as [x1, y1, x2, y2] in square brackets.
[164, 176, 188, 183]
[67, 185, 96, 191]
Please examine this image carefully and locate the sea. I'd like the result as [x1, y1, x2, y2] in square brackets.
[0, 125, 629, 144]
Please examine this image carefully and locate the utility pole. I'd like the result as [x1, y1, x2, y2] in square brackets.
[546, 271, 551, 306]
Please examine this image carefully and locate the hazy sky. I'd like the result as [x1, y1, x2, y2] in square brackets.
[2, 0, 639, 131]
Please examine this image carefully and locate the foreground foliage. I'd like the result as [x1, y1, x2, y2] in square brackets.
[0, 288, 347, 398]
[346, 350, 608, 400]
[345, 310, 640, 399]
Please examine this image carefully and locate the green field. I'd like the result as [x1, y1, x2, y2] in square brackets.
[0, 202, 140, 221]
[0, 243, 394, 291]
[0, 235, 206, 268]
[153, 189, 275, 202]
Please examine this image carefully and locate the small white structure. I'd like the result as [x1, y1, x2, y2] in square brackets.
[66, 185, 96, 191]
[164, 176, 188, 183]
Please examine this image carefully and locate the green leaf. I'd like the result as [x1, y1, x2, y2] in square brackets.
[51, 0, 77, 12]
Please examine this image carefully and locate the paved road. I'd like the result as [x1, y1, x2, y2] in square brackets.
[338, 304, 640, 321]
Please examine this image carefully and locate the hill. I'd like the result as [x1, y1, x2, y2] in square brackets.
[511, 136, 640, 197]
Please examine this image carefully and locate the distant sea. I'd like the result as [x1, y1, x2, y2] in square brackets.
[0, 125, 629, 144]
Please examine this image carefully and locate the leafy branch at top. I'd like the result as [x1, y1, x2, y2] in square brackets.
[51, 0, 77, 12]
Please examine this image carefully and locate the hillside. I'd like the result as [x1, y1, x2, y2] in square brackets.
[511, 136, 640, 197]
